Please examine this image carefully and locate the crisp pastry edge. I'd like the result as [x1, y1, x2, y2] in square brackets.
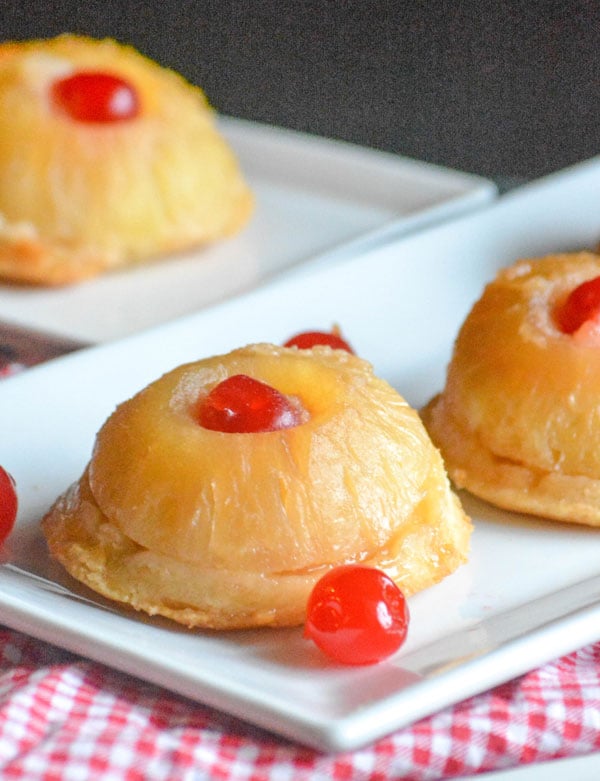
[0, 188, 254, 286]
[422, 394, 600, 527]
[42, 462, 471, 630]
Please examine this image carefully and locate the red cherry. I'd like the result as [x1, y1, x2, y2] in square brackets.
[556, 275, 600, 334]
[304, 565, 409, 665]
[0, 466, 17, 545]
[196, 374, 303, 433]
[52, 71, 140, 123]
[284, 328, 354, 353]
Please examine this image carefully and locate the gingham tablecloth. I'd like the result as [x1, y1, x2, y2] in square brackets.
[0, 627, 598, 780]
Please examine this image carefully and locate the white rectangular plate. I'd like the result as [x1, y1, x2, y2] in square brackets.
[0, 117, 493, 344]
[2, 156, 600, 753]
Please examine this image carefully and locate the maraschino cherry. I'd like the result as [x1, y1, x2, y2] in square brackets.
[52, 71, 140, 122]
[284, 327, 354, 353]
[196, 374, 303, 433]
[0, 466, 17, 545]
[556, 275, 600, 334]
[305, 565, 409, 665]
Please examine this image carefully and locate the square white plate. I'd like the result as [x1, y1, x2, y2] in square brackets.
[2, 156, 600, 753]
[0, 117, 494, 344]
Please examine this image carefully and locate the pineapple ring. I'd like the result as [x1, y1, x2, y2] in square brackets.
[422, 251, 600, 526]
[0, 34, 253, 285]
[43, 343, 471, 629]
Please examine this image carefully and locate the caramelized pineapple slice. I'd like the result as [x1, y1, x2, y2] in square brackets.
[43, 343, 471, 628]
[423, 252, 600, 526]
[0, 34, 253, 285]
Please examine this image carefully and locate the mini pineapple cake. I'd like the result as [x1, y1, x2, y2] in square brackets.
[0, 34, 253, 285]
[43, 343, 471, 629]
[422, 252, 600, 526]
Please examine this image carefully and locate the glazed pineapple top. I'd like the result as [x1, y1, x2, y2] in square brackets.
[0, 34, 253, 284]
[442, 251, 600, 477]
[88, 343, 439, 572]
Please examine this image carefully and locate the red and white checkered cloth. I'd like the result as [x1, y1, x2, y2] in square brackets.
[0, 628, 598, 780]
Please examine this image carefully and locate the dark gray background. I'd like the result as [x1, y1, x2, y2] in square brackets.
[5, 1, 599, 184]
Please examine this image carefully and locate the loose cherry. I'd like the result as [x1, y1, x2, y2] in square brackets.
[305, 565, 409, 665]
[196, 374, 303, 433]
[52, 71, 140, 123]
[284, 328, 354, 353]
[0, 345, 24, 379]
[0, 466, 17, 546]
[556, 275, 600, 334]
